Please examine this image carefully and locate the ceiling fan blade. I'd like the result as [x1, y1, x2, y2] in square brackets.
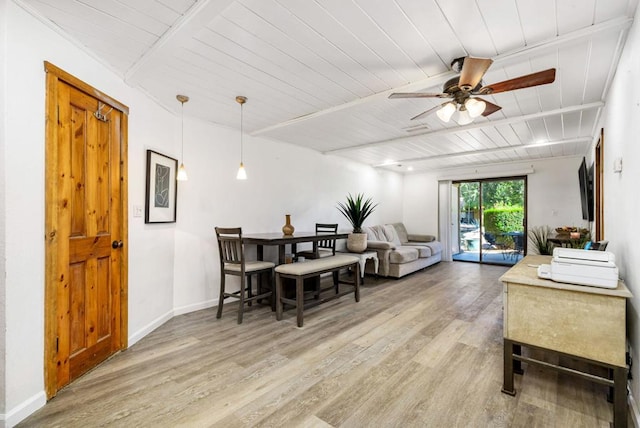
[410, 104, 442, 121]
[480, 68, 556, 95]
[459, 57, 493, 91]
[474, 98, 502, 116]
[389, 92, 449, 99]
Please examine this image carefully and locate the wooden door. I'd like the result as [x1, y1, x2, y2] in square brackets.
[44, 62, 128, 398]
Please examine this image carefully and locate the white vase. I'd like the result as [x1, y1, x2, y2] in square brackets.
[347, 233, 367, 253]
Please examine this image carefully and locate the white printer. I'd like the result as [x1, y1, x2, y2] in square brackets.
[537, 247, 619, 289]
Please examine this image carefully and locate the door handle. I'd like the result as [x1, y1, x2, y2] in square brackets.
[112, 240, 124, 249]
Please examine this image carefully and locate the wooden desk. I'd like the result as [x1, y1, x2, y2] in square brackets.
[243, 232, 348, 265]
[500, 255, 632, 428]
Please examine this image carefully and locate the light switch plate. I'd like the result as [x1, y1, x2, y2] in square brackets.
[133, 205, 143, 217]
[613, 157, 623, 173]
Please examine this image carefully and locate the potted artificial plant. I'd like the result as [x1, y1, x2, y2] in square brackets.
[337, 193, 377, 252]
[529, 225, 554, 255]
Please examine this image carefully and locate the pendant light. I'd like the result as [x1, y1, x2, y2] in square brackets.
[236, 95, 247, 180]
[176, 94, 189, 181]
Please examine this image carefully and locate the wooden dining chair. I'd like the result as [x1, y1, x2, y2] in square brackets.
[215, 227, 275, 324]
[295, 223, 339, 298]
[296, 223, 338, 260]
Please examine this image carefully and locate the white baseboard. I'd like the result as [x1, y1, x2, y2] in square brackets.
[173, 299, 216, 316]
[1, 390, 46, 428]
[0, 302, 218, 427]
[128, 300, 217, 346]
[127, 309, 174, 347]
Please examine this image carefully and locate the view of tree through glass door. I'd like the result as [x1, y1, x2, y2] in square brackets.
[452, 177, 526, 265]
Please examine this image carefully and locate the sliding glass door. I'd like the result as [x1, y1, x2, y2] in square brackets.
[453, 176, 527, 265]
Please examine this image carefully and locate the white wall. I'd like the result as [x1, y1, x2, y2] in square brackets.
[2, 2, 177, 425]
[0, 0, 8, 416]
[1, 2, 403, 426]
[403, 157, 586, 240]
[171, 114, 402, 313]
[600, 3, 640, 411]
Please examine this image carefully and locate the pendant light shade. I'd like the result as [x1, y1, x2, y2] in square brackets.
[176, 94, 189, 181]
[236, 162, 247, 180]
[177, 163, 188, 180]
[236, 96, 248, 180]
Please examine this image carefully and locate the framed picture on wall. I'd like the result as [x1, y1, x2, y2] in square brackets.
[145, 150, 178, 223]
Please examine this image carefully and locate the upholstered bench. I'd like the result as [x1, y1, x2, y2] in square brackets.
[275, 254, 360, 327]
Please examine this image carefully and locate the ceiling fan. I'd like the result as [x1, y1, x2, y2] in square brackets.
[389, 56, 556, 125]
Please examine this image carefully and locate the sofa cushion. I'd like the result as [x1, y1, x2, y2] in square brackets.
[365, 225, 387, 242]
[408, 245, 432, 258]
[383, 224, 402, 246]
[425, 241, 443, 255]
[391, 222, 409, 244]
[389, 246, 419, 263]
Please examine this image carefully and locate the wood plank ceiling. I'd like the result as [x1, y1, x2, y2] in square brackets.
[18, 0, 639, 173]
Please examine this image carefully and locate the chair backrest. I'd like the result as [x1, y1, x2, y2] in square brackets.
[512, 233, 524, 251]
[315, 223, 338, 254]
[596, 240, 609, 251]
[586, 240, 609, 251]
[215, 227, 245, 271]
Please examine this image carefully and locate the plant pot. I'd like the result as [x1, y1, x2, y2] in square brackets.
[347, 233, 367, 253]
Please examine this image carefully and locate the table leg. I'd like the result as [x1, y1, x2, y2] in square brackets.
[613, 366, 627, 428]
[502, 339, 516, 396]
[257, 245, 264, 261]
[275, 273, 283, 321]
[296, 277, 304, 327]
[278, 245, 286, 265]
[354, 263, 360, 302]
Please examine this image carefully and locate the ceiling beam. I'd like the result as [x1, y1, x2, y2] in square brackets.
[124, 0, 236, 85]
[373, 137, 592, 167]
[324, 101, 604, 154]
[253, 17, 631, 137]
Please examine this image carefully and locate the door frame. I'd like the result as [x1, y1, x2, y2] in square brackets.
[43, 61, 129, 399]
[595, 128, 604, 241]
[453, 175, 528, 265]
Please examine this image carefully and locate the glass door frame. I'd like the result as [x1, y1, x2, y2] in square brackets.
[453, 175, 528, 266]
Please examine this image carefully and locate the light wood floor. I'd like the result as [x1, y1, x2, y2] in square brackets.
[21, 261, 620, 427]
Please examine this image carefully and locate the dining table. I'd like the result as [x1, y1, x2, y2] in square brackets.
[242, 231, 349, 265]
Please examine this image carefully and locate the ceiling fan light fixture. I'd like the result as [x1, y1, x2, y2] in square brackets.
[455, 108, 473, 126]
[436, 102, 456, 122]
[465, 98, 486, 118]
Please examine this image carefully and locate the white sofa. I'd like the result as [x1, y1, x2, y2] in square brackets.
[363, 223, 442, 278]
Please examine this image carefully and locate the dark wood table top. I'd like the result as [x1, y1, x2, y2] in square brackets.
[242, 231, 348, 245]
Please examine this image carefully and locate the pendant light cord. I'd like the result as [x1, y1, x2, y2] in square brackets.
[181, 101, 185, 162]
[240, 101, 244, 163]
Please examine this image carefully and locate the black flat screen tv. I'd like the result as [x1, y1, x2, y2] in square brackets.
[578, 157, 594, 222]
